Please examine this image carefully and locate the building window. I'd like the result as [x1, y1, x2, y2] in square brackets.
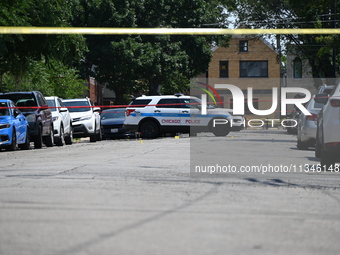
[293, 57, 302, 79]
[219, 61, 229, 78]
[240, 61, 268, 77]
[239, 40, 248, 52]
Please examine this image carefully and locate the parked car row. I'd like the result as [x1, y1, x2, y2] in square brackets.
[0, 91, 135, 151]
[287, 84, 334, 136]
[314, 83, 340, 169]
[1, 91, 245, 150]
[291, 84, 339, 169]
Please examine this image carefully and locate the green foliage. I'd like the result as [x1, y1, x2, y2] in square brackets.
[0, 0, 87, 76]
[0, 0, 234, 102]
[234, 0, 340, 85]
[73, 0, 232, 103]
[2, 59, 88, 98]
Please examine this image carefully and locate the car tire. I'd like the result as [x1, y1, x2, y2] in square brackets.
[140, 120, 159, 139]
[297, 138, 308, 150]
[96, 127, 102, 141]
[189, 132, 197, 137]
[56, 126, 65, 146]
[315, 135, 322, 158]
[90, 133, 97, 142]
[18, 129, 30, 150]
[44, 126, 54, 147]
[321, 149, 337, 171]
[34, 126, 43, 149]
[90, 125, 97, 142]
[7, 128, 16, 151]
[65, 126, 73, 145]
[211, 118, 230, 136]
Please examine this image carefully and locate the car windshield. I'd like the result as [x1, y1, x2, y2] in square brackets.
[310, 98, 326, 110]
[46, 99, 57, 112]
[0, 102, 9, 116]
[63, 101, 91, 112]
[101, 110, 125, 120]
[0, 94, 36, 111]
[313, 101, 325, 109]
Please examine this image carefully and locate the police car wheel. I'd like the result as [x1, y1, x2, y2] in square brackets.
[211, 119, 230, 137]
[140, 120, 159, 139]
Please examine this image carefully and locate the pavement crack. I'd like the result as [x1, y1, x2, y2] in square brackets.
[57, 165, 87, 175]
[54, 181, 222, 255]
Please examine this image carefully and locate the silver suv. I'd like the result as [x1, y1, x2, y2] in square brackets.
[124, 94, 244, 138]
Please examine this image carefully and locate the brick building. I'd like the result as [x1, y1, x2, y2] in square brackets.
[195, 35, 281, 119]
[87, 77, 103, 106]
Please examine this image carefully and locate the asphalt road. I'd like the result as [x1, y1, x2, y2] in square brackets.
[0, 129, 340, 255]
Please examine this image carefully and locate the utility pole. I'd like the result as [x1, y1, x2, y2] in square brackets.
[332, 1, 337, 80]
[277, 34, 282, 120]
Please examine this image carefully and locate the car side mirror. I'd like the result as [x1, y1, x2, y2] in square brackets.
[93, 107, 101, 112]
[314, 93, 329, 104]
[14, 109, 20, 117]
[59, 107, 68, 112]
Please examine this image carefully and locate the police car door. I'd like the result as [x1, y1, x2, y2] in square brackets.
[154, 98, 181, 129]
[180, 98, 210, 129]
[179, 98, 192, 130]
[180, 97, 208, 132]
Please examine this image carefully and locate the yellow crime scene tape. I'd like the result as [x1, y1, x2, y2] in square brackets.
[0, 27, 340, 35]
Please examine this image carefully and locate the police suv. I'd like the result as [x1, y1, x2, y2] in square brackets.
[124, 94, 244, 138]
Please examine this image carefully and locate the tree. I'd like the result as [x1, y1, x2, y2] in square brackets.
[72, 0, 233, 104]
[72, 0, 141, 104]
[2, 59, 88, 98]
[0, 0, 87, 91]
[234, 0, 340, 87]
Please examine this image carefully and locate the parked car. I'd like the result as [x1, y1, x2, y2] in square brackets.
[317, 84, 334, 95]
[62, 98, 101, 142]
[0, 91, 54, 149]
[296, 96, 325, 150]
[124, 94, 244, 138]
[0, 99, 30, 151]
[101, 108, 134, 139]
[315, 83, 340, 169]
[45, 96, 73, 146]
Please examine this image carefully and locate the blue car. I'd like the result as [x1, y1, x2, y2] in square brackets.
[0, 99, 30, 151]
[101, 108, 135, 139]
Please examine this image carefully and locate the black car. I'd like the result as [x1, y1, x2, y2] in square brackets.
[0, 91, 54, 149]
[101, 108, 134, 139]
